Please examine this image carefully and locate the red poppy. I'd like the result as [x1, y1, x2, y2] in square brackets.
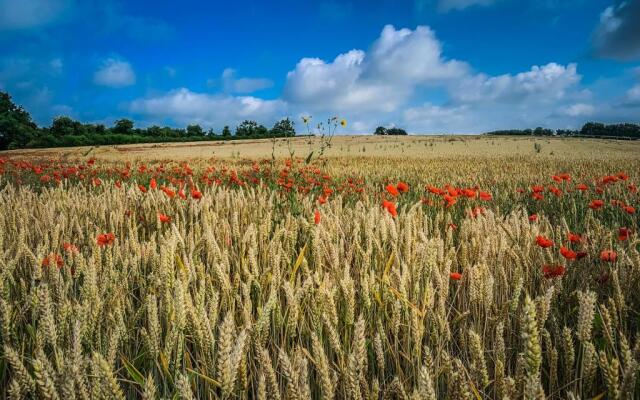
[536, 235, 554, 248]
[542, 265, 565, 279]
[191, 188, 202, 199]
[576, 183, 588, 191]
[560, 246, 577, 261]
[96, 233, 116, 247]
[63, 243, 78, 253]
[448, 223, 457, 230]
[396, 181, 409, 193]
[624, 206, 635, 214]
[588, 199, 604, 210]
[318, 195, 327, 205]
[92, 178, 102, 187]
[618, 227, 630, 241]
[150, 178, 157, 190]
[443, 194, 457, 208]
[138, 184, 148, 193]
[450, 272, 462, 281]
[178, 189, 186, 200]
[567, 232, 582, 243]
[314, 210, 321, 225]
[528, 214, 538, 222]
[600, 250, 617, 263]
[158, 213, 171, 224]
[382, 200, 398, 217]
[427, 185, 443, 195]
[115, 180, 122, 189]
[532, 192, 544, 201]
[385, 184, 399, 197]
[576, 251, 588, 260]
[42, 253, 64, 268]
[479, 191, 493, 201]
[163, 187, 176, 198]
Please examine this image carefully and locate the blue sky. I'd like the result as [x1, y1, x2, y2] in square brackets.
[1, 0, 639, 133]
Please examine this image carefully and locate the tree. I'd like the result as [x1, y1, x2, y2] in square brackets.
[186, 124, 204, 136]
[374, 126, 387, 135]
[222, 126, 231, 137]
[0, 91, 37, 149]
[50, 116, 82, 137]
[271, 118, 296, 137]
[386, 127, 408, 135]
[236, 120, 257, 137]
[113, 119, 134, 135]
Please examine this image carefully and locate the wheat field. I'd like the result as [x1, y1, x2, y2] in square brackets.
[0, 136, 639, 399]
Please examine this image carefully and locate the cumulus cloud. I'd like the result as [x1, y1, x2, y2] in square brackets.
[593, 0, 640, 61]
[220, 68, 273, 93]
[284, 25, 466, 113]
[451, 63, 581, 103]
[0, 0, 72, 30]
[93, 58, 136, 88]
[437, 0, 496, 12]
[561, 103, 595, 117]
[129, 88, 286, 128]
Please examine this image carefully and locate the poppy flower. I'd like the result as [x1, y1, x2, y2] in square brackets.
[443, 194, 457, 208]
[158, 213, 171, 224]
[576, 184, 588, 191]
[448, 223, 457, 230]
[138, 184, 148, 193]
[588, 199, 604, 210]
[542, 265, 565, 279]
[382, 200, 398, 217]
[178, 189, 186, 200]
[396, 182, 409, 193]
[618, 227, 630, 241]
[567, 232, 582, 243]
[63, 243, 78, 253]
[314, 210, 321, 225]
[318, 195, 327, 205]
[528, 214, 538, 222]
[92, 178, 102, 187]
[600, 250, 617, 263]
[385, 184, 399, 197]
[536, 235, 554, 248]
[450, 272, 462, 281]
[624, 206, 635, 214]
[191, 189, 202, 200]
[532, 192, 544, 201]
[42, 253, 64, 268]
[576, 251, 588, 260]
[479, 191, 492, 201]
[560, 246, 577, 261]
[150, 178, 157, 190]
[96, 233, 116, 247]
[531, 185, 544, 193]
[115, 181, 122, 189]
[427, 185, 443, 195]
[163, 187, 176, 198]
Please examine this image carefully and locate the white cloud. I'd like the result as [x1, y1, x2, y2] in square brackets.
[93, 58, 136, 88]
[0, 0, 72, 30]
[283, 25, 465, 113]
[221, 68, 273, 93]
[593, 1, 640, 60]
[437, 0, 496, 12]
[561, 103, 595, 117]
[451, 63, 581, 103]
[129, 88, 286, 128]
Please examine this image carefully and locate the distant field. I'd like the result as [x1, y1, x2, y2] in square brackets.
[3, 134, 640, 161]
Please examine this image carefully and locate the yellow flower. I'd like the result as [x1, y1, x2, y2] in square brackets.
[340, 119, 347, 127]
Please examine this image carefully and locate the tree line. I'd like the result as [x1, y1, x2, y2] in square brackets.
[0, 91, 296, 150]
[484, 122, 640, 139]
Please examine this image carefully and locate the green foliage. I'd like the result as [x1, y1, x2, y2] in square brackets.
[374, 126, 407, 135]
[0, 91, 37, 150]
[222, 126, 231, 137]
[236, 120, 268, 137]
[270, 118, 296, 137]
